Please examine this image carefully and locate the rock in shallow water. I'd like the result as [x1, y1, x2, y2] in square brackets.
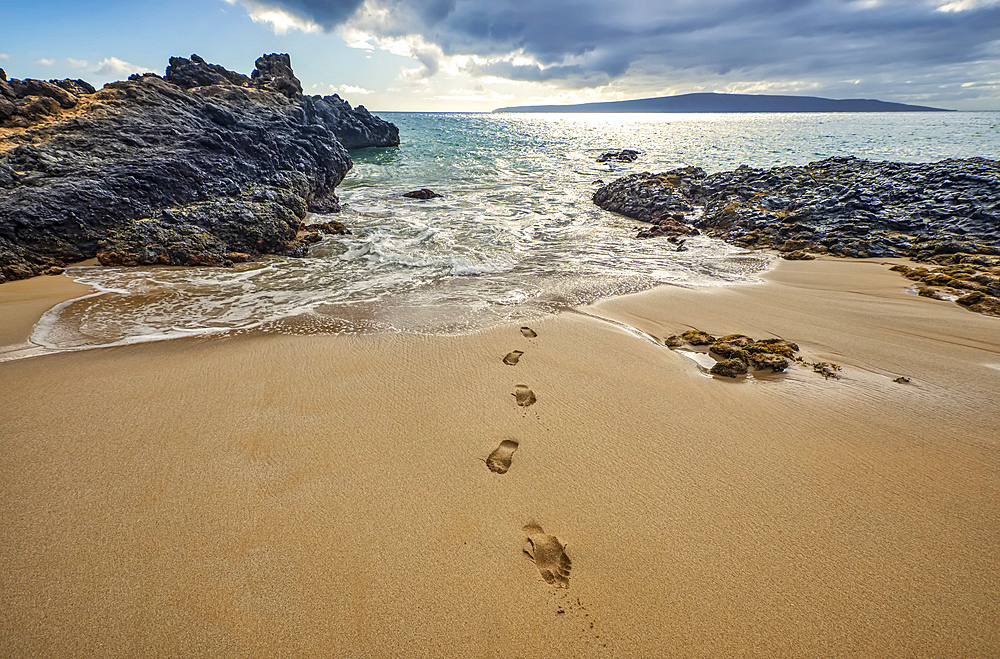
[595, 156, 1000, 260]
[403, 188, 442, 199]
[0, 53, 399, 282]
[597, 149, 639, 163]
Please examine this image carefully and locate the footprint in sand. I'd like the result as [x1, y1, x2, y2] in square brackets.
[503, 350, 524, 366]
[520, 327, 537, 338]
[486, 439, 519, 474]
[523, 521, 572, 588]
[512, 384, 536, 407]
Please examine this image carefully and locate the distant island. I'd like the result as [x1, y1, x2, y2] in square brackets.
[494, 92, 951, 113]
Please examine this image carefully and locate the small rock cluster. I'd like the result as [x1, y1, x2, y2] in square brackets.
[664, 328, 846, 380]
[665, 329, 801, 378]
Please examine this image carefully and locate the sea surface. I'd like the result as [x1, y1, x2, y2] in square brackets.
[30, 111, 1000, 351]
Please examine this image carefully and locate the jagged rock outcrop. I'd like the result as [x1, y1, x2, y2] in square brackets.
[593, 168, 702, 221]
[0, 54, 399, 282]
[164, 54, 252, 90]
[0, 68, 97, 126]
[301, 93, 399, 149]
[595, 157, 1000, 261]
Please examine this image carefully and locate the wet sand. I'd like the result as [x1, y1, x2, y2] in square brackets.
[0, 274, 93, 351]
[1, 258, 998, 656]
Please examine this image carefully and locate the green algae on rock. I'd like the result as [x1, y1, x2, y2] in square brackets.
[708, 358, 750, 378]
[889, 257, 1000, 317]
[680, 329, 716, 345]
[668, 328, 808, 379]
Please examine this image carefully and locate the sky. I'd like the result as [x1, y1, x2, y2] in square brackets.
[2, 0, 999, 111]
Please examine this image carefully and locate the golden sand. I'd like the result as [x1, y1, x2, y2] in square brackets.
[0, 274, 93, 349]
[1, 258, 998, 656]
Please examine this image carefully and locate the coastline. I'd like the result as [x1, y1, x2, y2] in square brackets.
[1, 256, 998, 655]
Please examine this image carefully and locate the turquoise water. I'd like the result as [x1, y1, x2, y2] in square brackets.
[31, 111, 1000, 351]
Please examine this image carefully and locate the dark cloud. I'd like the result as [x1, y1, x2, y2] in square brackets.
[239, 0, 1000, 102]
[258, 0, 367, 28]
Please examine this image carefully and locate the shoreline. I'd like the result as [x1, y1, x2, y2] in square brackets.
[1, 256, 998, 655]
[0, 273, 95, 360]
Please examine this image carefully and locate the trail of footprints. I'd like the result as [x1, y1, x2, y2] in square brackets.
[488, 327, 573, 589]
[481, 325, 606, 644]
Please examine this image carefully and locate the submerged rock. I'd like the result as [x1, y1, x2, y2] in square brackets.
[597, 149, 639, 163]
[403, 188, 442, 199]
[0, 53, 399, 282]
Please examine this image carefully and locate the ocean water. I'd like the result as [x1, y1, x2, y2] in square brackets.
[30, 111, 1000, 351]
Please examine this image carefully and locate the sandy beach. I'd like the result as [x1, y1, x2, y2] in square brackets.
[1, 257, 998, 656]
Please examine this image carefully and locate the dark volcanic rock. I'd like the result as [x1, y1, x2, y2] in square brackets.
[250, 53, 302, 98]
[692, 157, 1000, 259]
[403, 188, 442, 199]
[596, 157, 1000, 260]
[0, 54, 400, 282]
[635, 212, 699, 240]
[303, 94, 399, 149]
[597, 149, 639, 163]
[593, 169, 705, 240]
[165, 54, 252, 89]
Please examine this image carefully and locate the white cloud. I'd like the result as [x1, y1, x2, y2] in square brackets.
[343, 28, 375, 51]
[0, 53, 9, 61]
[937, 0, 1000, 11]
[310, 82, 375, 96]
[35, 58, 55, 66]
[338, 84, 373, 95]
[224, 0, 320, 34]
[95, 57, 153, 77]
[961, 80, 1000, 89]
[67, 57, 89, 68]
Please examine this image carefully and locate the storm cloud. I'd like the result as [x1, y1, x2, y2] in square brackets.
[232, 0, 1000, 102]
